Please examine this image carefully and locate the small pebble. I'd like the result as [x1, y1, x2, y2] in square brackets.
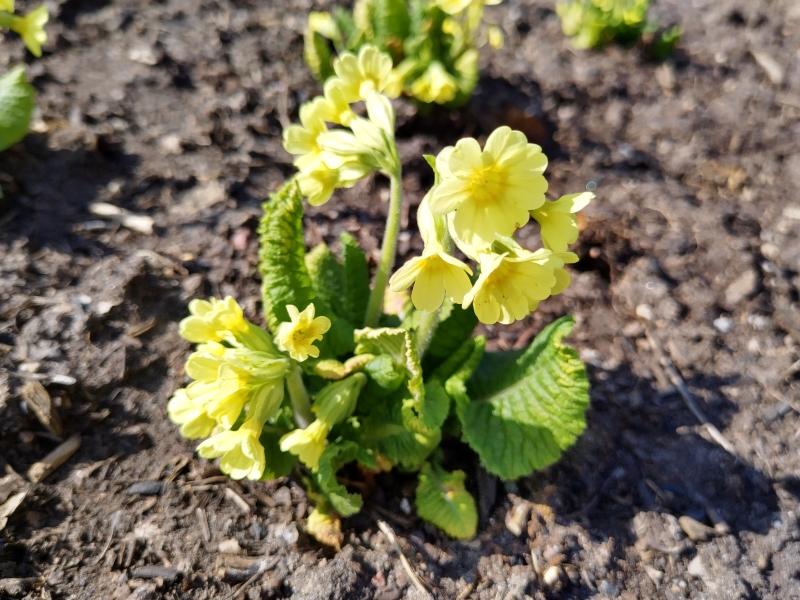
[645, 566, 663, 585]
[218, 538, 242, 554]
[399, 498, 412, 515]
[126, 481, 163, 496]
[713, 316, 732, 333]
[678, 515, 716, 542]
[543, 565, 561, 587]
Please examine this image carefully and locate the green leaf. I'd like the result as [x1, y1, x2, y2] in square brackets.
[260, 430, 297, 480]
[372, 0, 410, 57]
[364, 354, 406, 391]
[340, 232, 370, 327]
[416, 462, 477, 539]
[426, 300, 478, 363]
[457, 317, 589, 480]
[312, 442, 373, 517]
[258, 180, 316, 333]
[0, 66, 35, 152]
[306, 243, 345, 316]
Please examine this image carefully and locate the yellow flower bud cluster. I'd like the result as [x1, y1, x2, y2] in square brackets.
[283, 45, 403, 206]
[0, 2, 48, 57]
[169, 299, 335, 480]
[391, 126, 594, 325]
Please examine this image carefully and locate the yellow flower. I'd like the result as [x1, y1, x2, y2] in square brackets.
[196, 383, 285, 480]
[390, 250, 473, 312]
[10, 5, 47, 57]
[487, 25, 505, 49]
[410, 61, 458, 104]
[430, 126, 549, 252]
[320, 78, 355, 126]
[462, 247, 563, 324]
[279, 419, 329, 470]
[167, 388, 216, 439]
[550, 251, 579, 295]
[531, 191, 593, 252]
[282, 97, 329, 171]
[276, 303, 331, 362]
[0, 1, 14, 13]
[436, 0, 502, 15]
[179, 296, 248, 344]
[333, 45, 402, 102]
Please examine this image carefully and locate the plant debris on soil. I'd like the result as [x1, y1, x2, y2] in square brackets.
[1, 0, 799, 598]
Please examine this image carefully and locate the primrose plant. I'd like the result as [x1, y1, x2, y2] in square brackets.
[557, 0, 680, 57]
[0, 0, 48, 158]
[305, 0, 504, 107]
[169, 45, 593, 544]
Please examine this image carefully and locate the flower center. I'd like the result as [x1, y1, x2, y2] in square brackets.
[466, 164, 506, 204]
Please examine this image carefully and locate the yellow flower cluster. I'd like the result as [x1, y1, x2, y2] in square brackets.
[391, 126, 593, 325]
[0, 3, 48, 57]
[169, 298, 337, 480]
[283, 45, 402, 206]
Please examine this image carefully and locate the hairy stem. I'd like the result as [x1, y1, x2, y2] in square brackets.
[286, 364, 312, 428]
[364, 168, 403, 327]
[414, 307, 442, 359]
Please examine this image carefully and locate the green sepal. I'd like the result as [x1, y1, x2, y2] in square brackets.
[457, 317, 589, 480]
[0, 66, 35, 152]
[416, 461, 477, 539]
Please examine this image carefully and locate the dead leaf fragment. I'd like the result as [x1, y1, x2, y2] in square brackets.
[21, 381, 63, 437]
[0, 491, 28, 531]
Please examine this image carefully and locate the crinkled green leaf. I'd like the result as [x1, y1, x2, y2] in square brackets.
[0, 66, 35, 152]
[258, 180, 316, 332]
[359, 391, 440, 469]
[312, 442, 374, 517]
[259, 181, 354, 357]
[305, 28, 335, 81]
[355, 327, 442, 434]
[440, 336, 485, 400]
[306, 243, 345, 316]
[371, 0, 410, 57]
[340, 232, 370, 327]
[426, 300, 478, 363]
[364, 354, 406, 391]
[416, 462, 477, 539]
[457, 317, 589, 480]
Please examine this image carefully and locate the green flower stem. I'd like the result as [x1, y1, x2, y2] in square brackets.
[364, 167, 403, 327]
[0, 13, 14, 29]
[286, 364, 313, 428]
[414, 307, 441, 358]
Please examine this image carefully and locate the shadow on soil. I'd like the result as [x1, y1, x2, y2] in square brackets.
[0, 132, 140, 252]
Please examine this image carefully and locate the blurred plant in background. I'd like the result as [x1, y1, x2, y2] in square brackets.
[556, 0, 680, 58]
[304, 0, 504, 107]
[0, 1, 48, 196]
[170, 44, 593, 545]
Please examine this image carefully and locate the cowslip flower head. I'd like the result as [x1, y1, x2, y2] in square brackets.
[320, 78, 356, 126]
[333, 45, 402, 103]
[410, 62, 458, 105]
[195, 384, 284, 480]
[179, 296, 248, 344]
[462, 244, 564, 325]
[276, 303, 331, 362]
[429, 126, 548, 252]
[282, 97, 329, 171]
[390, 251, 472, 312]
[279, 419, 329, 470]
[10, 5, 48, 57]
[167, 388, 216, 439]
[531, 191, 594, 252]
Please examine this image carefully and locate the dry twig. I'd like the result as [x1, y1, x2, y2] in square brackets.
[27, 434, 82, 483]
[376, 520, 432, 599]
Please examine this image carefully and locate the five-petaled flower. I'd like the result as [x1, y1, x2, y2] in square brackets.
[277, 303, 331, 362]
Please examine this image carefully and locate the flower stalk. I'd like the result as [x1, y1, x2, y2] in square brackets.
[286, 363, 312, 428]
[364, 167, 403, 326]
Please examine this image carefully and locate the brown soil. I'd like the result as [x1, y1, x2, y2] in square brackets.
[1, 0, 799, 598]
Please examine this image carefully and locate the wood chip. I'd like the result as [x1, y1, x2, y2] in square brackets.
[0, 491, 27, 531]
[88, 202, 154, 234]
[224, 487, 251, 514]
[20, 381, 63, 437]
[27, 434, 81, 483]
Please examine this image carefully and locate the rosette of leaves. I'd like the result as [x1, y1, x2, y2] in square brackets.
[304, 0, 494, 107]
[556, 0, 680, 58]
[257, 181, 590, 540]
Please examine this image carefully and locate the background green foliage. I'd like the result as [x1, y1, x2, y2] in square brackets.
[556, 0, 680, 57]
[0, 66, 35, 152]
[304, 0, 484, 106]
